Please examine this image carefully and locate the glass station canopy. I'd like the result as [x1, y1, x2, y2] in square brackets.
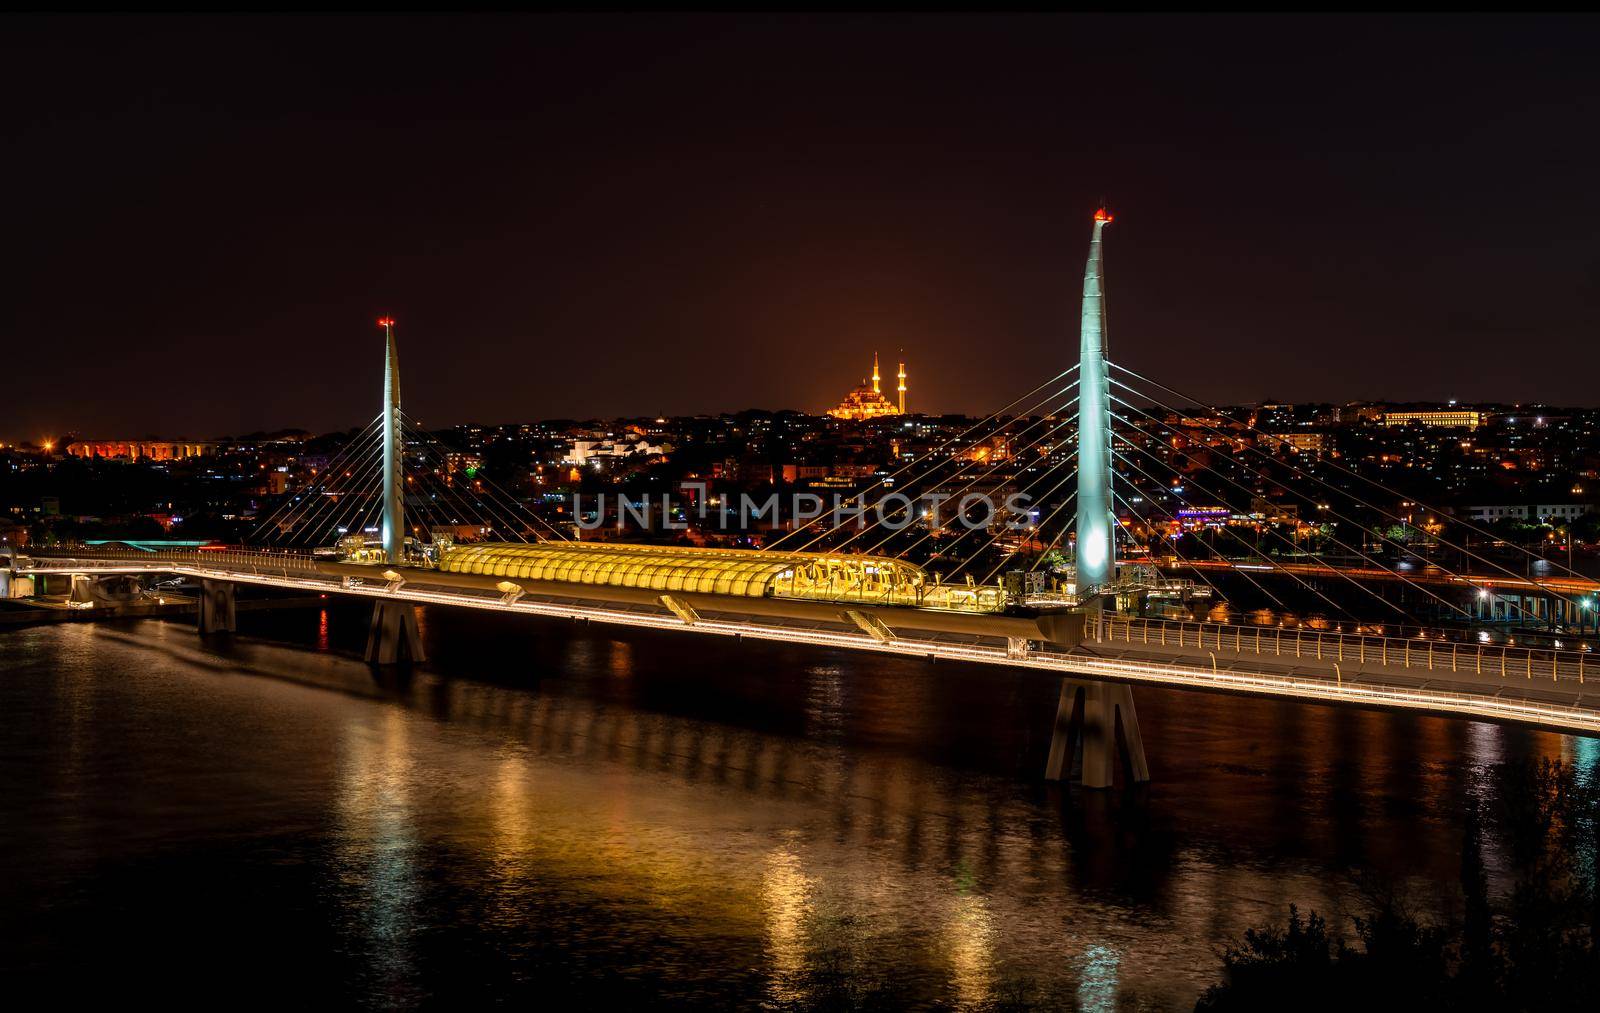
[437, 540, 937, 603]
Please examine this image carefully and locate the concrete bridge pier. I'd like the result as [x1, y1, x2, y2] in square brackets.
[1, 567, 30, 598]
[1038, 604, 1150, 788]
[366, 601, 425, 665]
[68, 574, 98, 606]
[1045, 679, 1149, 789]
[198, 579, 237, 635]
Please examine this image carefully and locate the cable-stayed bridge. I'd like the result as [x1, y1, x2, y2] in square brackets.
[9, 211, 1599, 787]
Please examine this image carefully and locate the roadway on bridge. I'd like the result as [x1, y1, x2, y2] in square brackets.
[16, 551, 1600, 738]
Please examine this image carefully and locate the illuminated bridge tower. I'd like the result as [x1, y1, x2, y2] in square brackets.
[1075, 208, 1115, 595]
[368, 315, 425, 665]
[379, 316, 404, 565]
[1044, 207, 1148, 789]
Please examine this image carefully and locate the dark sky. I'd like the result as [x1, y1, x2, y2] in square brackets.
[4, 14, 1598, 440]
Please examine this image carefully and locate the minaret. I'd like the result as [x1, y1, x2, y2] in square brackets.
[872, 352, 882, 394]
[379, 316, 404, 564]
[897, 361, 907, 414]
[1075, 209, 1114, 594]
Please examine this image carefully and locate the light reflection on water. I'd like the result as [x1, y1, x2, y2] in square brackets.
[763, 843, 813, 1005]
[337, 709, 421, 999]
[1077, 944, 1120, 1012]
[1, 610, 1596, 1008]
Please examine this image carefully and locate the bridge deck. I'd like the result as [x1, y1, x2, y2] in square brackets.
[11, 549, 1600, 737]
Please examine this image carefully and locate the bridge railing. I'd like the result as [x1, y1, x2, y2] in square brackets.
[1098, 615, 1592, 687]
[22, 544, 321, 573]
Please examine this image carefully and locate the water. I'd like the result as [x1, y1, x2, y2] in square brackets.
[2, 604, 1596, 1008]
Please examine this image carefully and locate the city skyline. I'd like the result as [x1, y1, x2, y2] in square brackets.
[12, 391, 1597, 447]
[6, 17, 1600, 1007]
[4, 14, 1599, 440]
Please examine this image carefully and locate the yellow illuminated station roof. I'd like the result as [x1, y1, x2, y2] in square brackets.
[439, 540, 928, 599]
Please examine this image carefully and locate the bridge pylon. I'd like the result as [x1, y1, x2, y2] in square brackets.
[1045, 209, 1150, 788]
[370, 317, 425, 665]
[1075, 208, 1115, 596]
[379, 316, 405, 566]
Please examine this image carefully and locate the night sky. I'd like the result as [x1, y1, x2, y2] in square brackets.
[5, 14, 1598, 441]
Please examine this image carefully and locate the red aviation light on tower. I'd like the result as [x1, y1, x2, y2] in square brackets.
[1094, 207, 1114, 224]
[377, 316, 395, 329]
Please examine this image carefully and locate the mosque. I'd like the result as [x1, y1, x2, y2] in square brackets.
[827, 352, 907, 420]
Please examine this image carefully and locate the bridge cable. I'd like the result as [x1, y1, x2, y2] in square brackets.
[1111, 382, 1541, 627]
[401, 465, 457, 544]
[279, 426, 394, 547]
[859, 400, 1080, 556]
[283, 460, 385, 547]
[264, 428, 388, 546]
[1109, 396, 1483, 625]
[1105, 438, 1351, 623]
[257, 419, 384, 541]
[1108, 376, 1544, 625]
[955, 463, 1085, 586]
[1110, 435, 1382, 625]
[246, 417, 378, 541]
[795, 379, 1078, 553]
[791, 381, 1079, 555]
[273, 430, 388, 546]
[410, 459, 532, 544]
[400, 416, 546, 535]
[890, 442, 1080, 563]
[1109, 363, 1593, 586]
[404, 466, 476, 541]
[398, 415, 544, 542]
[1098, 483, 1243, 614]
[915, 447, 1081, 578]
[403, 441, 532, 542]
[844, 396, 1081, 556]
[403, 431, 550, 543]
[1022, 494, 1079, 575]
[762, 366, 1078, 551]
[261, 424, 386, 543]
[1107, 401, 1446, 625]
[400, 413, 569, 542]
[248, 416, 383, 542]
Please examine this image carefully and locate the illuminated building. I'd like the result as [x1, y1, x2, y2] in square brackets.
[1260, 432, 1326, 454]
[827, 351, 905, 420]
[443, 452, 484, 476]
[1466, 503, 1592, 523]
[1382, 409, 1484, 429]
[66, 440, 218, 461]
[566, 439, 666, 467]
[1175, 506, 1231, 529]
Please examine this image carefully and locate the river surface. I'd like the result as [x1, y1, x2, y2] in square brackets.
[2, 603, 1596, 1009]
